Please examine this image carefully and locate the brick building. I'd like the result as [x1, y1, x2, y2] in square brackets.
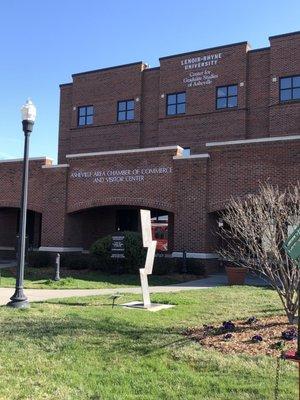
[0, 31, 299, 266]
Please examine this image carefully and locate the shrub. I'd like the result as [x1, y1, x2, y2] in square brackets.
[153, 256, 179, 275]
[90, 231, 146, 273]
[61, 253, 99, 270]
[185, 259, 206, 275]
[27, 251, 53, 268]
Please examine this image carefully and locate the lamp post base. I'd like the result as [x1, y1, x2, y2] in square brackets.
[7, 289, 30, 308]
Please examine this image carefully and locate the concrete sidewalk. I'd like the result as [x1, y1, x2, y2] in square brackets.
[0, 274, 267, 305]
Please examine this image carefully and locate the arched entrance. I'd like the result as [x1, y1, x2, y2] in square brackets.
[65, 205, 174, 252]
[0, 207, 42, 254]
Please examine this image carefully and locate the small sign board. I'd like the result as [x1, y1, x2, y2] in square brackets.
[284, 225, 300, 262]
[111, 234, 125, 259]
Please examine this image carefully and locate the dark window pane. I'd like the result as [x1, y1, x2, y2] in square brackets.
[293, 76, 300, 87]
[177, 103, 186, 114]
[167, 105, 176, 115]
[280, 89, 292, 101]
[228, 85, 237, 96]
[228, 96, 237, 108]
[217, 87, 227, 97]
[280, 77, 292, 89]
[292, 88, 300, 99]
[127, 100, 134, 110]
[118, 111, 126, 121]
[86, 115, 93, 125]
[167, 94, 176, 105]
[79, 107, 86, 116]
[118, 102, 126, 111]
[79, 116, 86, 125]
[127, 110, 134, 120]
[86, 106, 94, 116]
[217, 98, 227, 109]
[177, 92, 186, 103]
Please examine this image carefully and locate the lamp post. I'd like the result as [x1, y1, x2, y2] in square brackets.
[7, 99, 36, 308]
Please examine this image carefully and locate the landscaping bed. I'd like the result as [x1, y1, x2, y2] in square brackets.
[185, 315, 297, 357]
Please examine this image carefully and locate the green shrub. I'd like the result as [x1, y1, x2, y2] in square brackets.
[61, 253, 99, 270]
[186, 258, 206, 275]
[27, 251, 53, 268]
[153, 256, 179, 275]
[90, 231, 146, 273]
[90, 235, 112, 270]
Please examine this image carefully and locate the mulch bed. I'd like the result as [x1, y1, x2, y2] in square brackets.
[184, 316, 297, 357]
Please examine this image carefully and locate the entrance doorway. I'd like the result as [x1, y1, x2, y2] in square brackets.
[116, 209, 138, 231]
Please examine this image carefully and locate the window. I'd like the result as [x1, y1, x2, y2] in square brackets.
[216, 85, 238, 109]
[117, 99, 134, 121]
[280, 75, 300, 102]
[182, 147, 191, 157]
[78, 106, 94, 126]
[166, 92, 186, 116]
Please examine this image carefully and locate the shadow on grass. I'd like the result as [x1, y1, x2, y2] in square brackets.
[0, 309, 189, 356]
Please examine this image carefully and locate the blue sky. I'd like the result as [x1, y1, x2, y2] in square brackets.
[0, 0, 299, 162]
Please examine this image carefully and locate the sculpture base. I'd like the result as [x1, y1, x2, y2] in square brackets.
[121, 301, 175, 312]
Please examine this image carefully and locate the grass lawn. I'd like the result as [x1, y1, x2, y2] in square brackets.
[0, 267, 189, 289]
[0, 286, 298, 399]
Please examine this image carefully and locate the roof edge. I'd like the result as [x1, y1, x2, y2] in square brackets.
[72, 61, 145, 78]
[159, 41, 249, 61]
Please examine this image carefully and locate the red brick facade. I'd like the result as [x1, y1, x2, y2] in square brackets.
[0, 31, 299, 260]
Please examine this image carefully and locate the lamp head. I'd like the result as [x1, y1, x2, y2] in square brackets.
[21, 99, 36, 133]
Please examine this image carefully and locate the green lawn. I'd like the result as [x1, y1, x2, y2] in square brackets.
[0, 286, 297, 399]
[0, 267, 186, 289]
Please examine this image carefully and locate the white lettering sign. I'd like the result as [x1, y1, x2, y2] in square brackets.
[181, 52, 222, 87]
[70, 166, 172, 184]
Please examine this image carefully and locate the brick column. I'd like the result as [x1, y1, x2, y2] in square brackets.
[173, 156, 209, 253]
[40, 166, 69, 247]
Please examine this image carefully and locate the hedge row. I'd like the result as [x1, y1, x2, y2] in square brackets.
[26, 231, 206, 275]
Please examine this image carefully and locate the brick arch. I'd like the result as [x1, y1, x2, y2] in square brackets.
[67, 196, 175, 214]
[0, 200, 43, 214]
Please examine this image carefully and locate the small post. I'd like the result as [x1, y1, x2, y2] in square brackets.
[182, 249, 187, 274]
[54, 253, 60, 281]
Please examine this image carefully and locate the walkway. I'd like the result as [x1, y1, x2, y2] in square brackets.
[0, 274, 267, 305]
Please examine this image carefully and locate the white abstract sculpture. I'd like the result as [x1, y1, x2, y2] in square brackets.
[140, 209, 157, 307]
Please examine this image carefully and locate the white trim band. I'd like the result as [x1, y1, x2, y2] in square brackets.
[173, 153, 210, 160]
[172, 252, 219, 259]
[39, 246, 83, 252]
[42, 164, 70, 169]
[0, 246, 15, 251]
[206, 135, 300, 147]
[0, 157, 53, 164]
[66, 145, 183, 159]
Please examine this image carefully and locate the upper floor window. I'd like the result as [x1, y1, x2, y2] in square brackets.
[216, 85, 238, 109]
[117, 99, 134, 121]
[78, 106, 94, 126]
[182, 147, 191, 157]
[166, 92, 186, 116]
[280, 75, 300, 102]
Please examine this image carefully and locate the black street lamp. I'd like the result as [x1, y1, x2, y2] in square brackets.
[7, 99, 36, 308]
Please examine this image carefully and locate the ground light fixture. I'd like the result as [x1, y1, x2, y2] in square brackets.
[7, 99, 36, 308]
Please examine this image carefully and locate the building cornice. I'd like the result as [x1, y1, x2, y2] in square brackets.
[39, 247, 83, 253]
[173, 153, 210, 160]
[206, 135, 300, 147]
[0, 157, 53, 164]
[42, 164, 69, 169]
